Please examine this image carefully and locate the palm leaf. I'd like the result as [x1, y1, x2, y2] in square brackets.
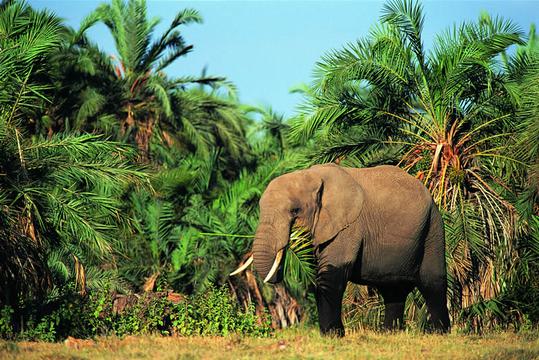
[283, 225, 316, 293]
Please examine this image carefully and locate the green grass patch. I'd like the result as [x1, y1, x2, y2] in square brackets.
[1, 328, 538, 359]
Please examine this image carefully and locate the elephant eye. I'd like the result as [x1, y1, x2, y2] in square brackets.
[290, 207, 301, 215]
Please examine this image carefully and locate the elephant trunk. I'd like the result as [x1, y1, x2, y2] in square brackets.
[252, 216, 291, 283]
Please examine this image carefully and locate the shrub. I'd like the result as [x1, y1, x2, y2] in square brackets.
[171, 286, 271, 337]
[0, 306, 14, 339]
[1, 285, 271, 341]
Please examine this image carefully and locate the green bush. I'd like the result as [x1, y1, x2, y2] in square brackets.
[0, 306, 14, 339]
[0, 286, 271, 341]
[171, 286, 271, 337]
[86, 291, 171, 337]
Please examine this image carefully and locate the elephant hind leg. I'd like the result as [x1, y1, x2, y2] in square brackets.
[419, 282, 450, 333]
[419, 206, 450, 333]
[379, 284, 413, 331]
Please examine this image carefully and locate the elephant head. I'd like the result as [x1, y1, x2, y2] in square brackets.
[234, 164, 365, 283]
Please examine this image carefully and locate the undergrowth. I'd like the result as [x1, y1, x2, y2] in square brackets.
[0, 286, 271, 342]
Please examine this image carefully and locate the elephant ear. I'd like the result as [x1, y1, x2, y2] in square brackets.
[309, 163, 365, 247]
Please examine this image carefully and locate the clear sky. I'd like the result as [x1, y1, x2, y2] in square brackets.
[28, 0, 539, 116]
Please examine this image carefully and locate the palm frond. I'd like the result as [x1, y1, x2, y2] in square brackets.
[283, 225, 316, 295]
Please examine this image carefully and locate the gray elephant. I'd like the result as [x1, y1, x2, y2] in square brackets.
[232, 163, 450, 336]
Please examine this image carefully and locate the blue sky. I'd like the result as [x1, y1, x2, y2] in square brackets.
[29, 1, 539, 116]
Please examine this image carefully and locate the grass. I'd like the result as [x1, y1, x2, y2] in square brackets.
[1, 328, 538, 360]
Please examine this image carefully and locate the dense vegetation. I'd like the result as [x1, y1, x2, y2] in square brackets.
[0, 0, 537, 340]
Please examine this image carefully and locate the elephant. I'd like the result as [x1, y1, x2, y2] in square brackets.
[231, 163, 450, 336]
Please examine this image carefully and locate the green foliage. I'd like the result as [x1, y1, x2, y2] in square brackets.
[84, 292, 172, 337]
[0, 0, 147, 305]
[283, 225, 316, 297]
[0, 0, 538, 340]
[0, 0, 62, 120]
[2, 286, 271, 341]
[0, 307, 14, 340]
[70, 0, 250, 162]
[171, 286, 271, 337]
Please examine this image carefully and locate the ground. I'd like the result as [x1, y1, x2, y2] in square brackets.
[1, 328, 538, 359]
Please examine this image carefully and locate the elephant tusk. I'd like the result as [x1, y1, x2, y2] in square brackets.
[229, 255, 254, 276]
[263, 249, 284, 283]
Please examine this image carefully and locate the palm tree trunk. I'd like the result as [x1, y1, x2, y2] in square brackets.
[120, 102, 135, 137]
[134, 115, 155, 161]
[267, 285, 302, 328]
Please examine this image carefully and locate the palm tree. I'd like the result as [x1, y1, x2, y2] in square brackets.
[246, 106, 290, 157]
[501, 25, 539, 324]
[66, 0, 254, 168]
[163, 86, 253, 174]
[0, 0, 147, 306]
[79, 0, 218, 158]
[290, 0, 532, 326]
[42, 28, 123, 136]
[513, 24, 539, 217]
[117, 158, 202, 291]
[0, 0, 62, 126]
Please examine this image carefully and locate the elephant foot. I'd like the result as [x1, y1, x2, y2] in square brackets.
[381, 322, 405, 333]
[320, 325, 345, 338]
[425, 322, 450, 334]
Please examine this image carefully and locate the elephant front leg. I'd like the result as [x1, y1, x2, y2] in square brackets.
[315, 265, 347, 337]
